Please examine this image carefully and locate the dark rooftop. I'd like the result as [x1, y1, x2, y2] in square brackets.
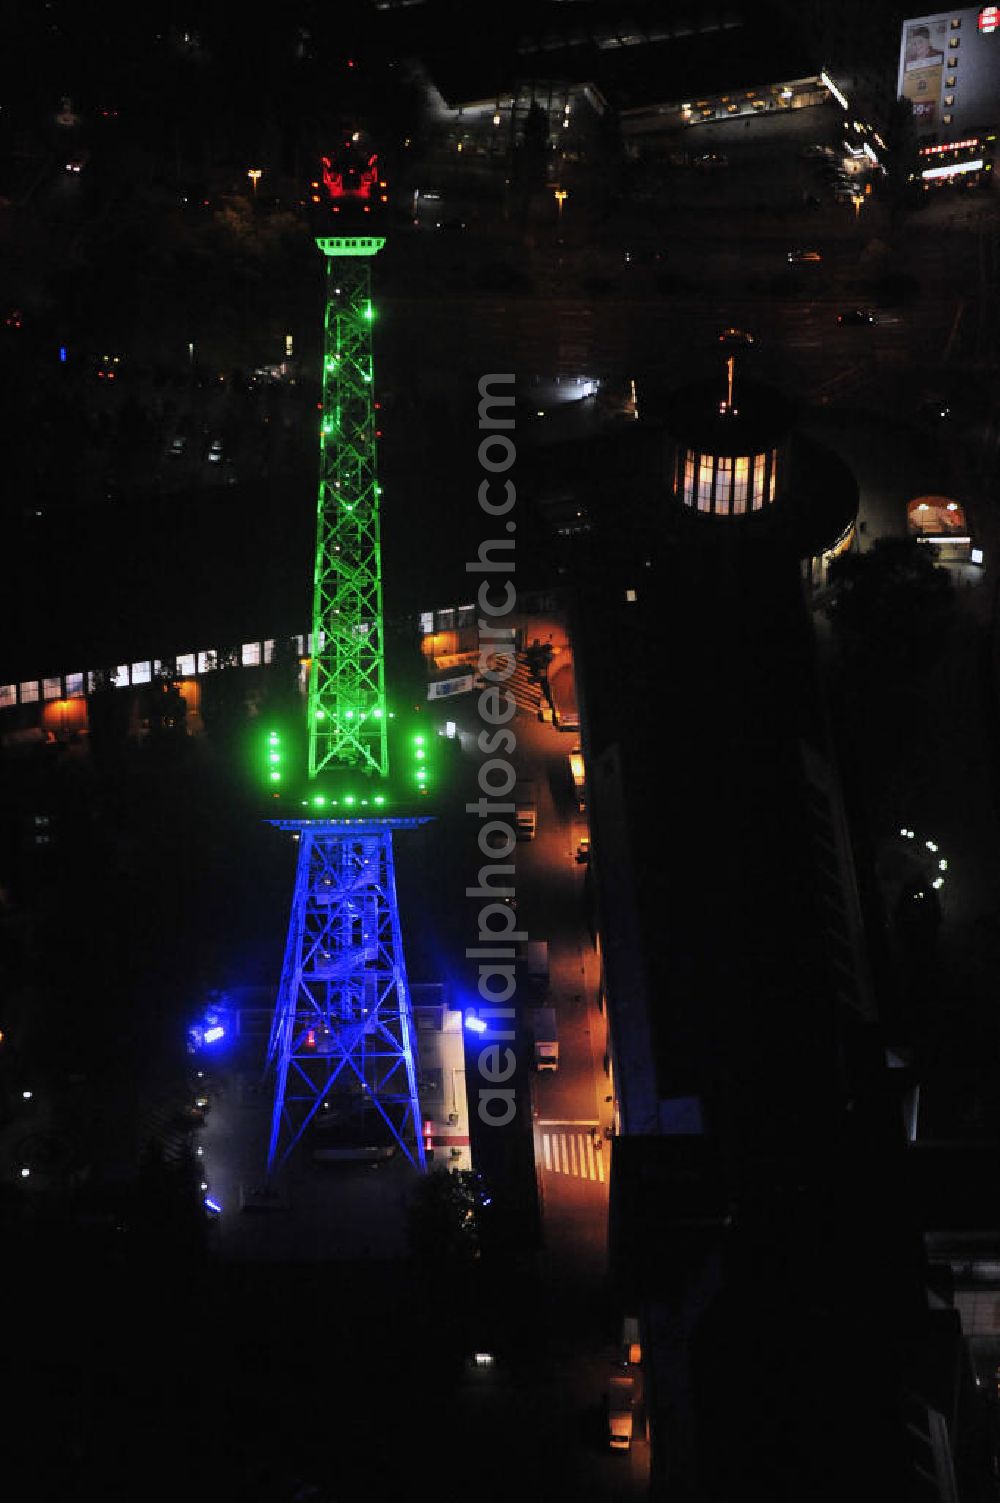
[663, 373, 797, 456]
[386, 0, 819, 112]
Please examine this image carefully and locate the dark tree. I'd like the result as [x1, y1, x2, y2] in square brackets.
[142, 667, 189, 747]
[407, 1167, 483, 1266]
[827, 538, 955, 672]
[86, 668, 133, 765]
[198, 647, 249, 748]
[525, 638, 554, 683]
[256, 635, 302, 720]
[884, 96, 922, 227]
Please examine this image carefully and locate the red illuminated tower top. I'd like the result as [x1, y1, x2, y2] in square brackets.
[310, 134, 388, 217]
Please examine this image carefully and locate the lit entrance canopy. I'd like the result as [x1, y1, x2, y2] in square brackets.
[907, 495, 968, 535]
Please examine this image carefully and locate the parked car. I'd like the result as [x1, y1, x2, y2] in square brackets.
[207, 437, 224, 462]
[918, 393, 951, 421]
[65, 148, 90, 173]
[836, 309, 877, 325]
[718, 327, 755, 346]
[787, 249, 822, 263]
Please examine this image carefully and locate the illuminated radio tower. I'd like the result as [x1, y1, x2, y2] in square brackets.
[262, 141, 429, 1178]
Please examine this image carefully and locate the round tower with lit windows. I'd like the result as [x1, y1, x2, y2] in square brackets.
[666, 358, 796, 524]
[664, 357, 859, 587]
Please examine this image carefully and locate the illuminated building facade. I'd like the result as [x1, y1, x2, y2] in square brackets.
[897, 7, 1000, 139]
[894, 7, 1000, 186]
[663, 364, 857, 590]
[773, 0, 998, 163]
[915, 131, 995, 184]
[667, 365, 791, 524]
[676, 447, 779, 517]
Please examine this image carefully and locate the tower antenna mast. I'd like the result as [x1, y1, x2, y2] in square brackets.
[262, 140, 428, 1178]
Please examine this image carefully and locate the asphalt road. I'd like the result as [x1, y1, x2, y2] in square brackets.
[433, 616, 650, 1494]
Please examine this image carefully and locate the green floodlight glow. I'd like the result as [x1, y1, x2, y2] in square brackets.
[305, 243, 389, 782]
[414, 736, 425, 746]
[259, 726, 287, 793]
[416, 749, 425, 760]
[344, 795, 355, 806]
[314, 795, 326, 808]
[374, 795, 385, 806]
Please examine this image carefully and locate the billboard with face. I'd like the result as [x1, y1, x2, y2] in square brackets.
[900, 18, 947, 127]
[898, 10, 1000, 137]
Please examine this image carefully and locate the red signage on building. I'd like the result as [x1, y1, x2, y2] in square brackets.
[979, 7, 999, 33]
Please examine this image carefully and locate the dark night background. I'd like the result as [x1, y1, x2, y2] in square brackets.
[2, 2, 1000, 1499]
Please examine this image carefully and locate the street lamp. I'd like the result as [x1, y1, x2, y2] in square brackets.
[247, 168, 262, 197]
[553, 187, 568, 219]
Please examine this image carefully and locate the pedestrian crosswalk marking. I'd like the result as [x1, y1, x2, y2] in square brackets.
[504, 653, 541, 715]
[538, 1129, 606, 1183]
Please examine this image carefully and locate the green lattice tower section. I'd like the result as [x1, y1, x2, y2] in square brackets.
[308, 235, 388, 781]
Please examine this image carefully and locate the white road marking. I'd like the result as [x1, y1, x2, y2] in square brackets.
[538, 1128, 608, 1182]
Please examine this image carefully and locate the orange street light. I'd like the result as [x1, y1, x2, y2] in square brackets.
[247, 168, 263, 196]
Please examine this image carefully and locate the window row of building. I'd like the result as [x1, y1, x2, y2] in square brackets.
[1, 595, 566, 715]
[0, 636, 317, 712]
[675, 447, 779, 516]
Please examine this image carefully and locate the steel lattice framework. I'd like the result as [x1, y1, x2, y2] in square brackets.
[263, 181, 427, 1179]
[265, 818, 427, 1173]
[308, 239, 388, 780]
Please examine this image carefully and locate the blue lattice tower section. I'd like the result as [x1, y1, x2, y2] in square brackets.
[265, 817, 427, 1174]
[262, 143, 430, 1177]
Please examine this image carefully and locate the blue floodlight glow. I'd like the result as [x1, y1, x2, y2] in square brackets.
[465, 1012, 488, 1034]
[204, 1196, 222, 1214]
[59, 346, 67, 363]
[188, 1002, 231, 1053]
